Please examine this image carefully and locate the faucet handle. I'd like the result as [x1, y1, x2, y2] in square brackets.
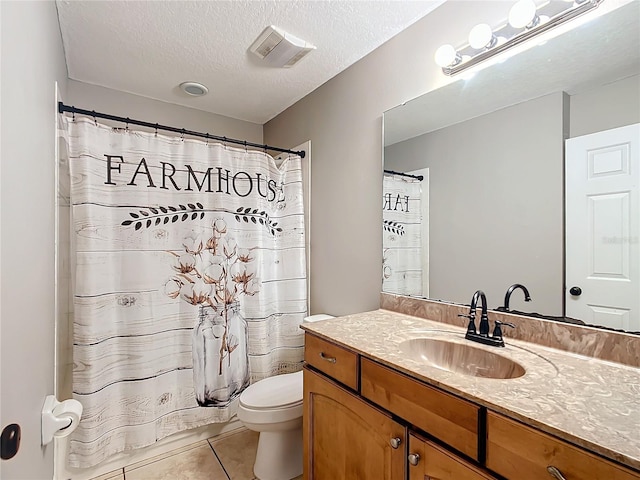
[458, 313, 476, 334]
[492, 320, 515, 339]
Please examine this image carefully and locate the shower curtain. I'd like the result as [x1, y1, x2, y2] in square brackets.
[382, 172, 422, 296]
[63, 117, 307, 468]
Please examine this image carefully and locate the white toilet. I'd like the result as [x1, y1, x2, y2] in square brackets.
[237, 314, 334, 480]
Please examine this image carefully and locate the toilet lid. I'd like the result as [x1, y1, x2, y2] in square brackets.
[240, 371, 303, 409]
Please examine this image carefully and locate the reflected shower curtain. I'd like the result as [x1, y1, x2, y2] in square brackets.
[63, 117, 307, 468]
[382, 173, 422, 295]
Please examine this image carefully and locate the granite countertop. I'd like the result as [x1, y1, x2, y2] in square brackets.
[301, 309, 640, 470]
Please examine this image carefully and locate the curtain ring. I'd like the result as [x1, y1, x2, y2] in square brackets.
[71, 107, 75, 122]
[181, 128, 185, 141]
[244, 140, 247, 152]
[205, 133, 209, 146]
[125, 118, 130, 132]
[92, 110, 97, 126]
[223, 136, 227, 149]
[155, 123, 158, 137]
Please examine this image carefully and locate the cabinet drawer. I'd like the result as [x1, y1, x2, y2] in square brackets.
[408, 433, 496, 480]
[304, 333, 358, 390]
[486, 411, 640, 480]
[361, 357, 480, 460]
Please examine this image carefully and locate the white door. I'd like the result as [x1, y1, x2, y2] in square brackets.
[565, 123, 640, 331]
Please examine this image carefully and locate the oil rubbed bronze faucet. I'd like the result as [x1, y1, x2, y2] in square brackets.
[502, 283, 531, 312]
[459, 290, 515, 347]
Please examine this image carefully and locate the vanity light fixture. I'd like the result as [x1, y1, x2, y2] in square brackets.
[435, 0, 605, 76]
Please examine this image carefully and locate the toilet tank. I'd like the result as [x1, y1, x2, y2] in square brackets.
[302, 314, 335, 323]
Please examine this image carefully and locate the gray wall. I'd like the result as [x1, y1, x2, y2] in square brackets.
[263, 1, 509, 316]
[1, 2, 68, 478]
[385, 93, 567, 314]
[67, 80, 263, 143]
[569, 74, 640, 138]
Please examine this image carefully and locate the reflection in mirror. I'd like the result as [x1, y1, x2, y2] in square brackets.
[382, 1, 640, 332]
[383, 169, 427, 297]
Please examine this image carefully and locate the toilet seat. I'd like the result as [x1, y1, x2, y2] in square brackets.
[238, 371, 303, 426]
[238, 402, 303, 426]
[240, 371, 303, 410]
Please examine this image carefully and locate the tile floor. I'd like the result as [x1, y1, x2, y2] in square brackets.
[89, 428, 303, 480]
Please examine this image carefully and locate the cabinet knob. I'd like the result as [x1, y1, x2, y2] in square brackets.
[389, 437, 402, 449]
[408, 453, 420, 466]
[319, 352, 337, 363]
[546, 466, 567, 480]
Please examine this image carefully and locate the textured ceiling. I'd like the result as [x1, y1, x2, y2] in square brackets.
[56, 0, 444, 124]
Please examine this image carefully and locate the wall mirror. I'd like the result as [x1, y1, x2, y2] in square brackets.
[382, 0, 640, 332]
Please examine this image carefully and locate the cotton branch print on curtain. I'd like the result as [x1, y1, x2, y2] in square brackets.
[382, 173, 422, 296]
[65, 117, 307, 468]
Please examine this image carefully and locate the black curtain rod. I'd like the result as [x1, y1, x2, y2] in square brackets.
[384, 169, 423, 181]
[58, 102, 305, 158]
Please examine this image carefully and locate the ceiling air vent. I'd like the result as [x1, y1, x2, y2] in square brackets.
[249, 26, 315, 68]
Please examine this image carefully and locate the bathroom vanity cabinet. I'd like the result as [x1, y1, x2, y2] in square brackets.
[303, 332, 640, 480]
[304, 334, 496, 479]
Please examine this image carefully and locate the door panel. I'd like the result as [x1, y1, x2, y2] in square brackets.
[566, 124, 640, 330]
[304, 368, 405, 480]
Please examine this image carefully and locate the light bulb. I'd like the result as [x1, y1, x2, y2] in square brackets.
[434, 44, 460, 68]
[509, 0, 539, 29]
[468, 24, 496, 50]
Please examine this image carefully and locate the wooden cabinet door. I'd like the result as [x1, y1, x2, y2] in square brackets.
[408, 433, 496, 480]
[304, 367, 406, 480]
[486, 412, 640, 480]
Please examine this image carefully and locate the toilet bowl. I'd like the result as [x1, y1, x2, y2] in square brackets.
[237, 314, 334, 480]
